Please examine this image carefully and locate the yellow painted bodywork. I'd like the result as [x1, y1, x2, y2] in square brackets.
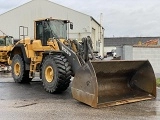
[10, 37, 64, 77]
[6, 18, 76, 78]
[0, 35, 77, 77]
[0, 36, 13, 64]
[0, 46, 12, 63]
[10, 37, 77, 74]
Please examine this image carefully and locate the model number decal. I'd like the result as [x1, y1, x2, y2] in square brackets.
[62, 46, 71, 56]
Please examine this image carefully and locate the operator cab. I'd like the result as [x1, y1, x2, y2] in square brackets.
[0, 36, 14, 46]
[35, 18, 73, 46]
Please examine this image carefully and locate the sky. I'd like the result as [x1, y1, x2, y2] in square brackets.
[0, 0, 160, 37]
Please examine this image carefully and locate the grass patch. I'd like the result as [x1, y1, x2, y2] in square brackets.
[156, 78, 160, 87]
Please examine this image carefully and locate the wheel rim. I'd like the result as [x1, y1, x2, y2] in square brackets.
[14, 62, 20, 76]
[45, 66, 54, 83]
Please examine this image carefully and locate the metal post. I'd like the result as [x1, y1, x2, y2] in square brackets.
[99, 13, 104, 58]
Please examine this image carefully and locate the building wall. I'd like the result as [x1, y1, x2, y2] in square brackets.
[104, 37, 160, 47]
[116, 45, 160, 77]
[0, 0, 102, 51]
[90, 18, 105, 53]
[104, 47, 116, 56]
[91, 19, 100, 51]
[0, 0, 90, 39]
[133, 46, 160, 77]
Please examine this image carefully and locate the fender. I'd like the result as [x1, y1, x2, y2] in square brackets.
[42, 50, 63, 61]
[9, 43, 31, 70]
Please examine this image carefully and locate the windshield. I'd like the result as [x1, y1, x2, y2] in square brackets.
[6, 36, 14, 46]
[0, 38, 5, 46]
[48, 20, 67, 39]
[0, 36, 13, 46]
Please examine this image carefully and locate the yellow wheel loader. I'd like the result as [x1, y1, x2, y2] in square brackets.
[8, 18, 156, 108]
[0, 36, 14, 72]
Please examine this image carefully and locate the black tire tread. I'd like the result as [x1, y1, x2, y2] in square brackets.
[42, 54, 71, 93]
[11, 54, 32, 83]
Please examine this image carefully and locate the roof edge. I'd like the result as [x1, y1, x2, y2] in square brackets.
[0, 0, 103, 29]
[91, 16, 104, 29]
[0, 0, 32, 16]
[0, 0, 90, 18]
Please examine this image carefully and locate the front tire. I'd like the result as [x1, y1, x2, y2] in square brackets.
[42, 54, 71, 93]
[11, 54, 32, 83]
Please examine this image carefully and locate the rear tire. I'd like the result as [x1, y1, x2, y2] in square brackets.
[41, 54, 71, 93]
[11, 54, 32, 83]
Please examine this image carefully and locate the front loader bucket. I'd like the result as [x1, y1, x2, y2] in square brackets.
[71, 60, 156, 108]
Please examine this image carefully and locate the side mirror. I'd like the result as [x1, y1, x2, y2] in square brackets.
[45, 18, 50, 22]
[70, 22, 73, 30]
